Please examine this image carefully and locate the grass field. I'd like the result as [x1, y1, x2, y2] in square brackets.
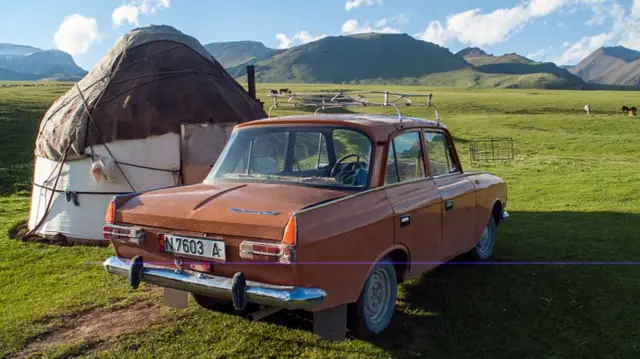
[1, 82, 639, 358]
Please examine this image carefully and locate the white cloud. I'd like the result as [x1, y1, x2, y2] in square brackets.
[562, 40, 572, 47]
[345, 0, 382, 11]
[632, 0, 640, 18]
[554, 32, 613, 64]
[341, 19, 400, 35]
[112, 0, 170, 27]
[53, 14, 99, 55]
[276, 31, 327, 49]
[416, 0, 609, 47]
[416, 21, 451, 46]
[553, 0, 640, 64]
[139, 0, 170, 14]
[112, 5, 140, 27]
[527, 46, 554, 61]
[586, 3, 606, 26]
[529, 0, 568, 16]
[391, 13, 410, 24]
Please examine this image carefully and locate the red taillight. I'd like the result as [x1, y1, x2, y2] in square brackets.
[102, 224, 145, 245]
[105, 199, 115, 224]
[158, 233, 166, 250]
[239, 241, 296, 264]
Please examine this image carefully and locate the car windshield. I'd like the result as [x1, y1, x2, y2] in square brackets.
[206, 126, 373, 189]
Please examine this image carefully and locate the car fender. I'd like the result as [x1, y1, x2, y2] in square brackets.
[353, 243, 411, 301]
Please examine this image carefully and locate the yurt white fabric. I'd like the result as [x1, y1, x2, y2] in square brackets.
[27, 25, 265, 243]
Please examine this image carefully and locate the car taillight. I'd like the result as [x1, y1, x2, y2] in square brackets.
[282, 215, 297, 245]
[239, 241, 296, 264]
[105, 199, 115, 224]
[103, 224, 145, 245]
[158, 233, 166, 250]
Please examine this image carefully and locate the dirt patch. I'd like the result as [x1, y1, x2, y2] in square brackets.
[16, 301, 165, 358]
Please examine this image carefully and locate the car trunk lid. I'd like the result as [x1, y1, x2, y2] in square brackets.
[116, 181, 347, 240]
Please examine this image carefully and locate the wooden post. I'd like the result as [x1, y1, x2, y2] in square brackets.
[247, 65, 256, 100]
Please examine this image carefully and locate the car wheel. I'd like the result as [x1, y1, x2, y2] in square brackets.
[348, 257, 397, 338]
[470, 215, 497, 261]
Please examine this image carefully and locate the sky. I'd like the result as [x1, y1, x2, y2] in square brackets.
[1, 0, 639, 70]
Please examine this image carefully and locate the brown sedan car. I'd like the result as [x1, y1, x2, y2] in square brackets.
[103, 114, 508, 339]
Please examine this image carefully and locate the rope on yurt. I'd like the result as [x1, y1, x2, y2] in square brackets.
[76, 84, 136, 192]
[31, 183, 130, 195]
[84, 45, 129, 162]
[24, 141, 72, 238]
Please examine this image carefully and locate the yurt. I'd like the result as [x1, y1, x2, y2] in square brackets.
[27, 25, 266, 244]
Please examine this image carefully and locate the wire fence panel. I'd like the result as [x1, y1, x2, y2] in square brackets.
[469, 138, 514, 165]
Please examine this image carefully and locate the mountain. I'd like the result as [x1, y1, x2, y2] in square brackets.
[463, 53, 535, 67]
[568, 46, 640, 86]
[0, 43, 41, 56]
[204, 41, 280, 68]
[454, 47, 583, 86]
[0, 44, 86, 81]
[592, 58, 640, 86]
[229, 33, 470, 83]
[456, 47, 489, 58]
[0, 68, 40, 81]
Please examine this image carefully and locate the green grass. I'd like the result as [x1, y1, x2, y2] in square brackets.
[1, 83, 639, 358]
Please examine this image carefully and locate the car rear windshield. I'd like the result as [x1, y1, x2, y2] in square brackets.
[206, 126, 373, 190]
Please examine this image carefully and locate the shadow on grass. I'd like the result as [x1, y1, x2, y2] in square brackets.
[236, 211, 640, 358]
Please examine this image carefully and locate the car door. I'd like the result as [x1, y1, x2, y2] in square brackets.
[383, 130, 443, 278]
[423, 130, 476, 260]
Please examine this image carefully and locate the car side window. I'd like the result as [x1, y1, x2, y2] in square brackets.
[385, 131, 425, 184]
[424, 131, 459, 176]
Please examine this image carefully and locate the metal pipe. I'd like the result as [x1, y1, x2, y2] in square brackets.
[246, 307, 282, 322]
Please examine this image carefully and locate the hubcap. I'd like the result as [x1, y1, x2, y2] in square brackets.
[364, 268, 392, 324]
[476, 224, 493, 255]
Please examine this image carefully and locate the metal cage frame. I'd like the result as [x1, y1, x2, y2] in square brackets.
[266, 90, 440, 126]
[469, 137, 515, 165]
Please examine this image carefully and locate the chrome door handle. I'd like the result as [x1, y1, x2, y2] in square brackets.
[445, 200, 454, 211]
[400, 214, 411, 227]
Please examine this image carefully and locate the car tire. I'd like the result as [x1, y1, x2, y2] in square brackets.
[348, 256, 397, 338]
[469, 215, 497, 261]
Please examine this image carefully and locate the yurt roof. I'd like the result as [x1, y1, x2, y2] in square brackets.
[35, 25, 266, 161]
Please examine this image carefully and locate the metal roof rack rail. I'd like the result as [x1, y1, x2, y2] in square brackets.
[266, 90, 440, 126]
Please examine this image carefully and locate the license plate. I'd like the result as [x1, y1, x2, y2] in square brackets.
[163, 235, 226, 261]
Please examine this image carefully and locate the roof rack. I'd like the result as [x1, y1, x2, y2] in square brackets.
[266, 90, 440, 126]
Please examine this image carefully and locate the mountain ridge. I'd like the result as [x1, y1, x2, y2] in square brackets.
[203, 41, 280, 68]
[0, 45, 86, 81]
[568, 46, 640, 86]
[226, 33, 471, 83]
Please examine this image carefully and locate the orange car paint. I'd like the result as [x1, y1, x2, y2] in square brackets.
[108, 114, 507, 312]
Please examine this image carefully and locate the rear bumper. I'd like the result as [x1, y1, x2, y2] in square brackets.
[103, 256, 327, 310]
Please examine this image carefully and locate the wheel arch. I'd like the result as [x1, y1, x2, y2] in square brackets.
[491, 199, 503, 226]
[354, 244, 410, 301]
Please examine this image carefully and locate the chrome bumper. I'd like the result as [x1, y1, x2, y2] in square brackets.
[103, 256, 327, 310]
[502, 210, 510, 220]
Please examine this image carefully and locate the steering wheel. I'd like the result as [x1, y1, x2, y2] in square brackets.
[330, 153, 369, 184]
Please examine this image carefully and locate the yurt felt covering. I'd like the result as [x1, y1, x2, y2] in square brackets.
[35, 25, 266, 161]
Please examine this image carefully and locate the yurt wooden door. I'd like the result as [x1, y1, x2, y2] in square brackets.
[180, 123, 236, 184]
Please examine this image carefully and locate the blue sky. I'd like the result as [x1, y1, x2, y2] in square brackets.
[1, 0, 639, 69]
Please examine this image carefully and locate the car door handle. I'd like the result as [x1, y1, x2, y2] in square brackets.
[400, 214, 411, 227]
[445, 200, 454, 211]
